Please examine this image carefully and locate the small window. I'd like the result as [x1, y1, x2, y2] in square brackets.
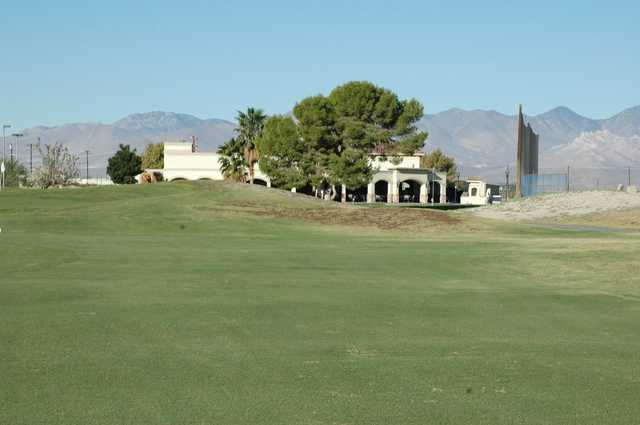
[471, 187, 478, 196]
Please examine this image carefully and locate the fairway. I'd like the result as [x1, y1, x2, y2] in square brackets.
[2, 182, 640, 424]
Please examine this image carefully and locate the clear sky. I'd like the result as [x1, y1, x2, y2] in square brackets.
[1, 0, 638, 130]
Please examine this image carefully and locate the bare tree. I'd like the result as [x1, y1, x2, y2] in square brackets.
[29, 143, 80, 188]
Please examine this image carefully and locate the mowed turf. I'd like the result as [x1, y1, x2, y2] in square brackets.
[1, 182, 639, 425]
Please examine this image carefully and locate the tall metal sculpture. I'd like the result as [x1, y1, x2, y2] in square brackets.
[515, 105, 539, 197]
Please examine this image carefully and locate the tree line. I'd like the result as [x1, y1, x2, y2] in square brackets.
[219, 81, 459, 195]
[106, 81, 457, 191]
[220, 81, 425, 192]
[3, 81, 458, 191]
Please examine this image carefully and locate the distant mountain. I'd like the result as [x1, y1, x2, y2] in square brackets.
[14, 106, 640, 180]
[18, 112, 236, 175]
[544, 130, 640, 168]
[418, 109, 515, 168]
[529, 106, 600, 148]
[113, 112, 206, 133]
[601, 106, 640, 137]
[418, 105, 640, 173]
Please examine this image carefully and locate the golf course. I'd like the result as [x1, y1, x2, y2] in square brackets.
[2, 181, 639, 424]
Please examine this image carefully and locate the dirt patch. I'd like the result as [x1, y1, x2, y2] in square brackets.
[255, 205, 459, 230]
[195, 202, 460, 231]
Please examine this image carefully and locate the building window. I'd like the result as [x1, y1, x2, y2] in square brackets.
[471, 187, 478, 197]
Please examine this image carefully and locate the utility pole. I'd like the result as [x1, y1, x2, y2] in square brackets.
[566, 165, 571, 192]
[35, 137, 41, 174]
[28, 144, 33, 174]
[505, 166, 510, 201]
[629, 167, 632, 187]
[85, 150, 90, 183]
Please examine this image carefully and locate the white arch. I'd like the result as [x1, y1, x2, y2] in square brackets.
[252, 178, 269, 186]
[398, 175, 429, 186]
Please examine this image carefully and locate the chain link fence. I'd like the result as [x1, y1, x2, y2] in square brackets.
[462, 165, 640, 192]
[563, 167, 639, 191]
[521, 173, 568, 197]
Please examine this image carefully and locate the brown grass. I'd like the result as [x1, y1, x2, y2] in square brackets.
[194, 201, 460, 231]
[256, 205, 459, 230]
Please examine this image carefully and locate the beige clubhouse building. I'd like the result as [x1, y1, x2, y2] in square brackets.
[156, 141, 448, 203]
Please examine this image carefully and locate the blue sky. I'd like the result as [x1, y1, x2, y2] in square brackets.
[1, 0, 638, 130]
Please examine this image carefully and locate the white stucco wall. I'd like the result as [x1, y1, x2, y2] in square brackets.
[163, 142, 224, 181]
[162, 142, 270, 185]
[370, 155, 422, 170]
[164, 152, 224, 181]
[461, 180, 489, 205]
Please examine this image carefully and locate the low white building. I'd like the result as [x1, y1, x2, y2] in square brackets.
[162, 141, 272, 186]
[163, 142, 224, 182]
[158, 140, 448, 203]
[460, 178, 500, 205]
[365, 153, 447, 203]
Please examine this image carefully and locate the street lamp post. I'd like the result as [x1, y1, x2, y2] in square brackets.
[2, 124, 10, 162]
[11, 133, 24, 163]
[1, 125, 10, 190]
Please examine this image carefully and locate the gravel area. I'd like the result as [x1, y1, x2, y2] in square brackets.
[470, 191, 640, 221]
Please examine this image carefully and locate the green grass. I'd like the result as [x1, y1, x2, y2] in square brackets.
[1, 182, 639, 424]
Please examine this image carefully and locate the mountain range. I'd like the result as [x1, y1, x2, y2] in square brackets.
[15, 112, 237, 173]
[10, 106, 640, 177]
[418, 105, 640, 170]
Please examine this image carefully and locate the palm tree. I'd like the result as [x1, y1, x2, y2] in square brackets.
[217, 137, 247, 182]
[235, 107, 266, 184]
